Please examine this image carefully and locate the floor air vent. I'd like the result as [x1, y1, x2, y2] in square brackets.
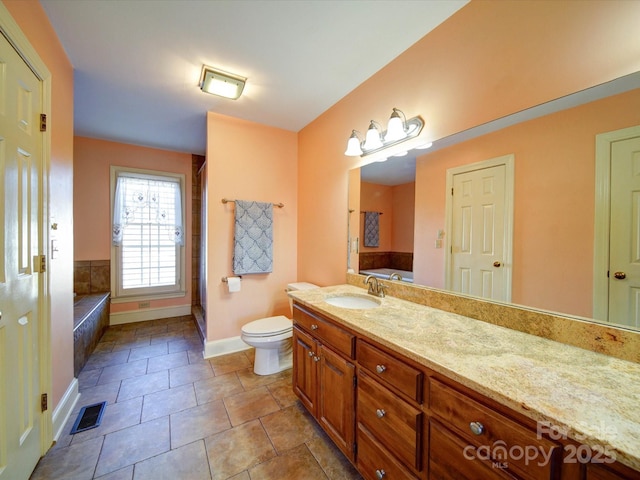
[70, 401, 107, 434]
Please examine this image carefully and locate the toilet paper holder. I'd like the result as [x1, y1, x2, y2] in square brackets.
[222, 276, 242, 283]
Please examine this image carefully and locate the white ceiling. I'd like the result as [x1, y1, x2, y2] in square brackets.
[40, 0, 468, 155]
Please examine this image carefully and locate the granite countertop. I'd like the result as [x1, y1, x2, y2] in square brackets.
[288, 284, 640, 471]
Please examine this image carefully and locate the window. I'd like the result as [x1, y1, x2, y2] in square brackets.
[111, 167, 185, 301]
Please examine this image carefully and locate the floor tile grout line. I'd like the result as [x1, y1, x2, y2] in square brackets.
[34, 316, 361, 480]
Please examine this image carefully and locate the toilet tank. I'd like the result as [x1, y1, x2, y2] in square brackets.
[286, 282, 318, 313]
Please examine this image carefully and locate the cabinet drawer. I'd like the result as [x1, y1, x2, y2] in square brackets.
[357, 424, 419, 480]
[586, 462, 640, 480]
[293, 305, 354, 358]
[357, 339, 423, 402]
[429, 419, 514, 480]
[430, 378, 560, 480]
[358, 371, 422, 471]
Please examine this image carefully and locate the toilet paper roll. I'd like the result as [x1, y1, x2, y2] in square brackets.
[227, 276, 241, 293]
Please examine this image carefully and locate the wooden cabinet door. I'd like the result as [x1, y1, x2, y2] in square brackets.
[293, 326, 318, 416]
[318, 343, 356, 460]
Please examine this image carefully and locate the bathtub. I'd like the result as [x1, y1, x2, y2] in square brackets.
[73, 292, 110, 376]
[359, 268, 413, 283]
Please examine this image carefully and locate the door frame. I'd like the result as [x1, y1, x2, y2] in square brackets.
[0, 3, 53, 453]
[593, 125, 640, 321]
[444, 154, 515, 302]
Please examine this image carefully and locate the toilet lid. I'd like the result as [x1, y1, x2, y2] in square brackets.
[242, 315, 292, 336]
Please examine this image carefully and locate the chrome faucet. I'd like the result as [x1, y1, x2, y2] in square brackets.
[389, 272, 403, 281]
[364, 275, 387, 298]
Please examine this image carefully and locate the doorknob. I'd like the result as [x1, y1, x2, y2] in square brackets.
[614, 272, 627, 280]
[493, 261, 502, 267]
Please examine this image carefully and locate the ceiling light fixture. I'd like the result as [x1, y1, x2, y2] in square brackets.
[344, 108, 426, 157]
[199, 65, 246, 100]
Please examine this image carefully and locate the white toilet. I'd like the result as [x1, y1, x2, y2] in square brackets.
[241, 282, 318, 375]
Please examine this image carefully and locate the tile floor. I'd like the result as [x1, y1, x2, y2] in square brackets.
[30, 315, 362, 480]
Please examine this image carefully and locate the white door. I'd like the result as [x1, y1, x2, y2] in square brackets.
[447, 156, 513, 302]
[608, 134, 640, 327]
[0, 31, 44, 480]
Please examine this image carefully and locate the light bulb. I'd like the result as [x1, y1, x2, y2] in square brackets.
[344, 132, 363, 156]
[363, 121, 383, 150]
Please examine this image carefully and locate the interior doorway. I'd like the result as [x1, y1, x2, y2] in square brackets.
[0, 10, 52, 479]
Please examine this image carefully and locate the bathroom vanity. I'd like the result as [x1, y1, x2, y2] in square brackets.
[290, 285, 640, 480]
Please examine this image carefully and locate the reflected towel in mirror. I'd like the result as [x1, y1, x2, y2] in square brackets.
[364, 211, 380, 247]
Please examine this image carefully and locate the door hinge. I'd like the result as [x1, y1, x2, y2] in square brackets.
[353, 442, 357, 455]
[41, 393, 48, 412]
[451, 187, 454, 195]
[40, 113, 47, 132]
[353, 376, 357, 388]
[33, 255, 46, 273]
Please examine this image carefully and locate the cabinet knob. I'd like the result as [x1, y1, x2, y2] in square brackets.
[376, 408, 386, 419]
[308, 351, 315, 357]
[376, 364, 386, 374]
[313, 355, 320, 362]
[469, 421, 485, 435]
[375, 469, 386, 479]
[311, 324, 319, 330]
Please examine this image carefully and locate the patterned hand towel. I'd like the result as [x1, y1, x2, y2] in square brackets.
[233, 200, 273, 274]
[364, 211, 380, 247]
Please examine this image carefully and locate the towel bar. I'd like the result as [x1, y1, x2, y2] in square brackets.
[222, 198, 284, 208]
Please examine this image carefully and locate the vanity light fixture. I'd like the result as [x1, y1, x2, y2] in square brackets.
[344, 108, 425, 157]
[199, 65, 246, 100]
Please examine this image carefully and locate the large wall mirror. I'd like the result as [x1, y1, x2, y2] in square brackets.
[350, 72, 640, 331]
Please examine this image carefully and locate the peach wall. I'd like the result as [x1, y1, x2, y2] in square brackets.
[414, 88, 640, 318]
[391, 183, 415, 253]
[360, 182, 392, 252]
[74, 136, 192, 313]
[360, 182, 415, 253]
[206, 113, 298, 341]
[298, 0, 640, 290]
[3, 0, 75, 409]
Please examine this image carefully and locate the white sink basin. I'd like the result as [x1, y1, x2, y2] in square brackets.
[324, 294, 381, 309]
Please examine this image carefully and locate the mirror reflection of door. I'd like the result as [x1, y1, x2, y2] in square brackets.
[594, 126, 640, 326]
[609, 133, 640, 327]
[445, 155, 514, 302]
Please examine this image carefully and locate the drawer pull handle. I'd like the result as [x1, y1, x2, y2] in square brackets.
[376, 408, 386, 419]
[375, 469, 386, 479]
[469, 421, 485, 435]
[375, 364, 386, 374]
[313, 355, 320, 362]
[311, 324, 319, 330]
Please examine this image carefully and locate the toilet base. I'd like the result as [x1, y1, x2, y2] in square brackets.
[253, 341, 292, 376]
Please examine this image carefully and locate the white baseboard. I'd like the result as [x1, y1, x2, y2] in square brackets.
[110, 304, 191, 325]
[52, 378, 80, 442]
[203, 336, 251, 359]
